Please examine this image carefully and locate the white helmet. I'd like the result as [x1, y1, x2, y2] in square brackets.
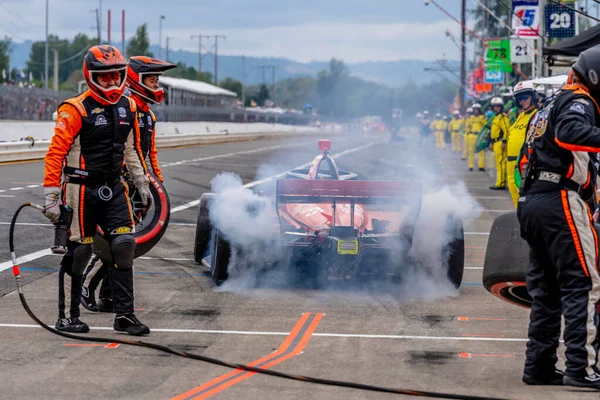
[472, 103, 482, 109]
[435, 113, 441, 118]
[466, 107, 473, 113]
[490, 97, 504, 106]
[452, 110, 460, 115]
[513, 81, 535, 94]
[423, 110, 429, 115]
[416, 112, 423, 118]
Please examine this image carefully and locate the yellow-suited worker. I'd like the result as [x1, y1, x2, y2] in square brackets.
[461, 107, 472, 160]
[489, 97, 511, 190]
[431, 113, 447, 149]
[448, 110, 464, 153]
[466, 103, 486, 171]
[506, 81, 538, 207]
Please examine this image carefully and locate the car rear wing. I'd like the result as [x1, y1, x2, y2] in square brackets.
[275, 179, 422, 205]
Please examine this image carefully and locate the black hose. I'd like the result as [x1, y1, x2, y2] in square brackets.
[9, 202, 513, 400]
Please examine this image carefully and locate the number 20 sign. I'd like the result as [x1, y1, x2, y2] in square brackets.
[510, 39, 535, 63]
[545, 4, 576, 38]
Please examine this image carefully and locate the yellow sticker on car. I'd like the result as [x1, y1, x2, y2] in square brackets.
[337, 240, 358, 255]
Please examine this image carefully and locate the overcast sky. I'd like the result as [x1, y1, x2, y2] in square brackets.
[0, 0, 469, 63]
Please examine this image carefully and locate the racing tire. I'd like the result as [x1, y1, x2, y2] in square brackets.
[210, 230, 230, 285]
[443, 214, 464, 289]
[482, 212, 531, 308]
[93, 173, 170, 260]
[194, 193, 215, 264]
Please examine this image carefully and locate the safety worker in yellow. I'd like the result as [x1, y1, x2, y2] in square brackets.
[466, 103, 486, 171]
[432, 113, 447, 149]
[489, 97, 511, 190]
[448, 110, 464, 153]
[506, 81, 537, 207]
[419, 110, 432, 147]
[461, 107, 472, 160]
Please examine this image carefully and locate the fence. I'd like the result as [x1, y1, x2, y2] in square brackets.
[0, 86, 314, 125]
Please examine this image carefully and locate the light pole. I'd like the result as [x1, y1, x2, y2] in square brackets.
[166, 36, 172, 62]
[158, 15, 165, 59]
[190, 34, 204, 78]
[44, 0, 49, 89]
[213, 35, 226, 85]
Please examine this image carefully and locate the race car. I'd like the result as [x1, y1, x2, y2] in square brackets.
[194, 140, 465, 288]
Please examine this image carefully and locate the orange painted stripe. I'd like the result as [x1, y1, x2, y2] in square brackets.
[193, 314, 324, 400]
[457, 317, 506, 322]
[172, 313, 322, 400]
[561, 191, 590, 277]
[64, 342, 120, 348]
[459, 352, 513, 359]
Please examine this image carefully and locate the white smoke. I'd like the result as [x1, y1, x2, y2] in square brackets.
[204, 133, 484, 302]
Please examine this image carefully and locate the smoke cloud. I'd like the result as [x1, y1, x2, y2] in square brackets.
[204, 132, 483, 302]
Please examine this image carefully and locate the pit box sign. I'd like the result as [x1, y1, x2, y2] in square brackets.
[512, 0, 540, 37]
[485, 39, 513, 73]
[544, 4, 576, 37]
[510, 38, 535, 63]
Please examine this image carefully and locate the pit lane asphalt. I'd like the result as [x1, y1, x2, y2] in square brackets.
[0, 132, 596, 400]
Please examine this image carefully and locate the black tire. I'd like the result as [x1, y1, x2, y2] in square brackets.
[211, 230, 230, 285]
[443, 215, 465, 288]
[194, 193, 215, 264]
[93, 173, 170, 260]
[482, 212, 531, 308]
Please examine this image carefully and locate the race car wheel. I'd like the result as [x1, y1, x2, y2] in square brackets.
[482, 212, 530, 308]
[93, 173, 170, 260]
[194, 193, 215, 264]
[211, 230, 230, 285]
[442, 214, 464, 289]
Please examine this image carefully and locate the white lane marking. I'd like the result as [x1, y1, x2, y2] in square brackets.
[0, 189, 5, 193]
[138, 256, 195, 261]
[169, 222, 196, 227]
[0, 222, 53, 226]
[464, 267, 483, 270]
[0, 249, 53, 272]
[464, 232, 489, 235]
[160, 141, 312, 168]
[170, 142, 378, 214]
[26, 185, 40, 188]
[9, 187, 24, 191]
[0, 323, 530, 342]
[0, 195, 14, 198]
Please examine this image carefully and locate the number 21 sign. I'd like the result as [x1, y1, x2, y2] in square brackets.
[510, 39, 535, 63]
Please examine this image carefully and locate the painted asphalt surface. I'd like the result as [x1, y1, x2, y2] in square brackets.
[0, 132, 598, 399]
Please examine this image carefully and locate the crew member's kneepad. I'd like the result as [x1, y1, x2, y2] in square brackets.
[72, 244, 93, 275]
[111, 235, 136, 270]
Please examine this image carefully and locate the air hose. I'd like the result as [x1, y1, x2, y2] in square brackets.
[9, 202, 512, 400]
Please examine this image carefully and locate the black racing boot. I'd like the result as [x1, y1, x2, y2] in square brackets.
[479, 168, 486, 171]
[469, 168, 473, 171]
[97, 297, 114, 313]
[81, 286, 98, 312]
[114, 313, 150, 336]
[563, 372, 600, 389]
[523, 369, 564, 385]
[55, 317, 90, 333]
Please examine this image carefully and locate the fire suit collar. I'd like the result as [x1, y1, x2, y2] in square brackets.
[130, 93, 150, 112]
[562, 83, 600, 113]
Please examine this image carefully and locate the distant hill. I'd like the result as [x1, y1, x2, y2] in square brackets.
[7, 41, 460, 87]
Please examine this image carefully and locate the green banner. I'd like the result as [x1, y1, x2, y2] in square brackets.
[485, 39, 513, 73]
